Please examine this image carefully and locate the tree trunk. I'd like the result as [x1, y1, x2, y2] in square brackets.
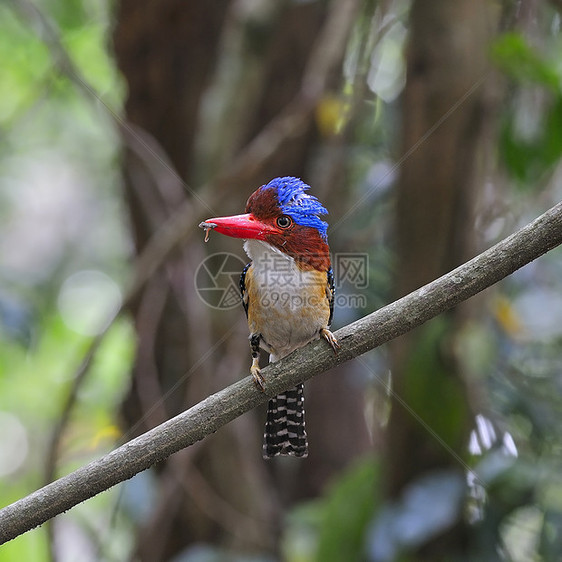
[112, 1, 368, 559]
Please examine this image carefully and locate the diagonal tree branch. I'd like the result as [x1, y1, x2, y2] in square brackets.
[2, 201, 562, 544]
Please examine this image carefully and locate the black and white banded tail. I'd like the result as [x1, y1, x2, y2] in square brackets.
[263, 384, 308, 458]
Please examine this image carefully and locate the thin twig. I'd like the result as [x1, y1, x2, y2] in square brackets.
[2, 199, 562, 544]
[41, 324, 113, 562]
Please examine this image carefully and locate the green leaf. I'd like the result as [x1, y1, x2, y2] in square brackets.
[314, 457, 380, 562]
[499, 117, 536, 183]
[542, 96, 562, 166]
[499, 95, 562, 186]
[403, 318, 469, 448]
[491, 33, 560, 90]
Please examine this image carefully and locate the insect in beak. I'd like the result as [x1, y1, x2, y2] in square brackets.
[199, 221, 217, 242]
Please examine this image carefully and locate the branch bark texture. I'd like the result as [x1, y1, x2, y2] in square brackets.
[2, 201, 562, 544]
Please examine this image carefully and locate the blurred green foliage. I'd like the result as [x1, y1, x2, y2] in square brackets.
[0, 1, 132, 559]
[0, 1, 121, 127]
[493, 32, 562, 185]
[403, 319, 469, 448]
[283, 457, 380, 562]
[0, 314, 134, 560]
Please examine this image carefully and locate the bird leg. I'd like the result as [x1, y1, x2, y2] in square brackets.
[320, 327, 340, 354]
[250, 334, 265, 391]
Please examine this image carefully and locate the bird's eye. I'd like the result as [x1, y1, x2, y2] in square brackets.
[276, 215, 292, 229]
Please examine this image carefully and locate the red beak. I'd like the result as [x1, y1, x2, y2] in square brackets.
[199, 213, 276, 240]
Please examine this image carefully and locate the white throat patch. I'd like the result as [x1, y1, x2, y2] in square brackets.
[243, 239, 319, 306]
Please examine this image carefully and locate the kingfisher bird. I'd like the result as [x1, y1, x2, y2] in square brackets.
[200, 176, 339, 458]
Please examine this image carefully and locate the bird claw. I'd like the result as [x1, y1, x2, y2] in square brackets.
[321, 327, 340, 355]
[251, 360, 265, 391]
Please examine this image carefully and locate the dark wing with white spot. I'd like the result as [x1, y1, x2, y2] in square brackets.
[327, 266, 335, 326]
[240, 262, 252, 318]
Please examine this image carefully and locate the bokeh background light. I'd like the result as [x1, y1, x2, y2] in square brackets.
[57, 270, 122, 336]
[0, 412, 28, 478]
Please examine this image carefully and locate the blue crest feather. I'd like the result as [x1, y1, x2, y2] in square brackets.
[265, 177, 329, 240]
